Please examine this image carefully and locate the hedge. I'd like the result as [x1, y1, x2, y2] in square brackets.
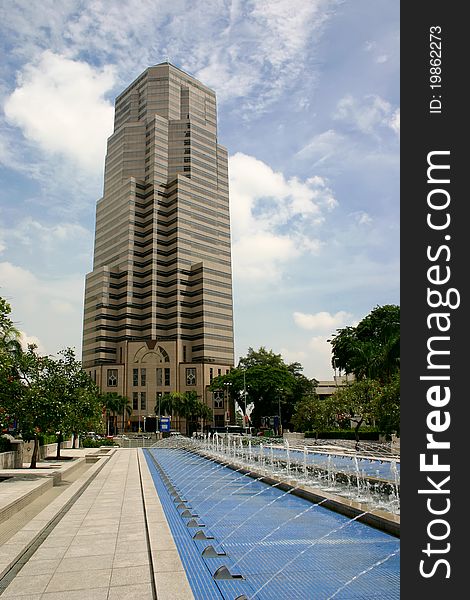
[304, 430, 380, 440]
[81, 438, 117, 448]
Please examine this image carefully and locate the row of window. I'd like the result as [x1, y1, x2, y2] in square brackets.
[107, 367, 198, 387]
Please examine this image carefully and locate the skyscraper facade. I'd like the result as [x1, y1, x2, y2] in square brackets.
[82, 63, 234, 432]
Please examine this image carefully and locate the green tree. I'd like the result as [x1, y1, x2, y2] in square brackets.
[0, 298, 23, 431]
[158, 391, 212, 436]
[375, 371, 400, 435]
[330, 305, 400, 382]
[1, 340, 103, 465]
[210, 347, 316, 430]
[159, 392, 184, 432]
[51, 348, 103, 457]
[0, 297, 22, 359]
[102, 392, 131, 435]
[292, 394, 334, 433]
[330, 378, 382, 444]
[10, 346, 67, 467]
[118, 395, 132, 433]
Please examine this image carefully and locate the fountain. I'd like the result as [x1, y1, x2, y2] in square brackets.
[144, 443, 400, 599]
[198, 434, 400, 517]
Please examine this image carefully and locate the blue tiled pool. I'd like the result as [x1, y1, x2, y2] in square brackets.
[145, 448, 400, 599]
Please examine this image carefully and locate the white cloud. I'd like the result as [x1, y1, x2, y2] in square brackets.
[376, 54, 389, 64]
[229, 152, 336, 285]
[333, 94, 399, 137]
[308, 335, 336, 379]
[353, 211, 373, 226]
[295, 129, 347, 164]
[280, 335, 336, 380]
[363, 40, 390, 66]
[4, 51, 115, 172]
[293, 310, 352, 332]
[20, 331, 46, 354]
[388, 108, 400, 135]
[233, 231, 301, 284]
[279, 347, 308, 364]
[1, 1, 336, 118]
[364, 41, 376, 52]
[0, 261, 85, 355]
[4, 218, 91, 249]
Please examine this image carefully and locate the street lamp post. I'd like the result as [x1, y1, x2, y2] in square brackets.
[242, 369, 248, 433]
[224, 382, 232, 435]
[158, 393, 161, 437]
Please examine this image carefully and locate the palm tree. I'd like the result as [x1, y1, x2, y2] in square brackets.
[0, 297, 22, 360]
[102, 392, 129, 435]
[158, 391, 212, 436]
[118, 396, 132, 433]
[159, 392, 184, 433]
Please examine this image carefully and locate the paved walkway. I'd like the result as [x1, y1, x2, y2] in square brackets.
[0, 448, 193, 599]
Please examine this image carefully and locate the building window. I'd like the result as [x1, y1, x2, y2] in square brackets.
[156, 346, 170, 363]
[133, 369, 138, 386]
[141, 368, 146, 386]
[156, 368, 163, 386]
[218, 368, 222, 376]
[225, 369, 229, 374]
[164, 368, 171, 386]
[133, 392, 138, 410]
[183, 345, 187, 362]
[213, 390, 224, 409]
[209, 368, 213, 383]
[186, 368, 196, 386]
[141, 392, 146, 410]
[107, 369, 118, 387]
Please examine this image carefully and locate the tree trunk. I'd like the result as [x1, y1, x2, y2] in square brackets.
[30, 436, 39, 469]
[56, 432, 63, 459]
[354, 418, 364, 449]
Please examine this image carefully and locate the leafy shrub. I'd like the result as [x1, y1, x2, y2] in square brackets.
[0, 436, 12, 452]
[304, 429, 380, 440]
[81, 438, 116, 448]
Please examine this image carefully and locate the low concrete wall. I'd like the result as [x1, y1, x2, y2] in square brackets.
[1, 438, 74, 469]
[0, 440, 72, 469]
[391, 434, 400, 453]
[0, 451, 16, 469]
[21, 439, 73, 466]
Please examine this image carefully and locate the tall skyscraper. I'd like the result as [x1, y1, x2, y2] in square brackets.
[82, 63, 234, 432]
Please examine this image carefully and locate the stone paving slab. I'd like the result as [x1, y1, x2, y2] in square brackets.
[0, 448, 194, 599]
[0, 450, 112, 580]
[0, 449, 99, 524]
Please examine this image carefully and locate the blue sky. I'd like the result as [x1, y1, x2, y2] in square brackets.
[0, 0, 399, 380]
